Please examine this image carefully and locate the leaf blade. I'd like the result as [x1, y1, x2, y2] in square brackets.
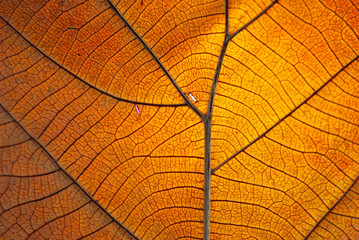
[0, 105, 138, 239]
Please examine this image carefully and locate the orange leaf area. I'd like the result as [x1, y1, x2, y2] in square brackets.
[1, 0, 359, 239]
[0, 106, 135, 239]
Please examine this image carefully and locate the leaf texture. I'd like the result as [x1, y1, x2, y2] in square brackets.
[1, 0, 359, 239]
[0, 106, 135, 239]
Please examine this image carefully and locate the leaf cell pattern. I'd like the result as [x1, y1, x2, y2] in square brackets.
[1, 0, 359, 239]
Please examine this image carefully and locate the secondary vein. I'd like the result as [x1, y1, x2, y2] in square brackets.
[0, 16, 186, 108]
[0, 104, 141, 240]
[106, 0, 205, 120]
[213, 54, 359, 174]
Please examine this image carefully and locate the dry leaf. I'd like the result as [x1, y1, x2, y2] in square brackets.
[1, 0, 359, 239]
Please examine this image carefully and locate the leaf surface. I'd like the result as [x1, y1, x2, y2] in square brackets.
[1, 0, 359, 239]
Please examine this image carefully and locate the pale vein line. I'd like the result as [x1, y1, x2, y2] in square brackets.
[0, 104, 141, 240]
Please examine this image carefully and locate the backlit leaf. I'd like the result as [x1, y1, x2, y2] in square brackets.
[1, 0, 359, 239]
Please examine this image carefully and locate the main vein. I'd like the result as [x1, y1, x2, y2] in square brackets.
[202, 1, 279, 239]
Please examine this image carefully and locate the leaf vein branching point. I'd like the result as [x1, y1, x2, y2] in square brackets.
[212, 55, 359, 174]
[0, 16, 185, 108]
[105, 0, 205, 120]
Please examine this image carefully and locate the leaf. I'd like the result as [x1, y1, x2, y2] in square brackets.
[1, 0, 359, 239]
